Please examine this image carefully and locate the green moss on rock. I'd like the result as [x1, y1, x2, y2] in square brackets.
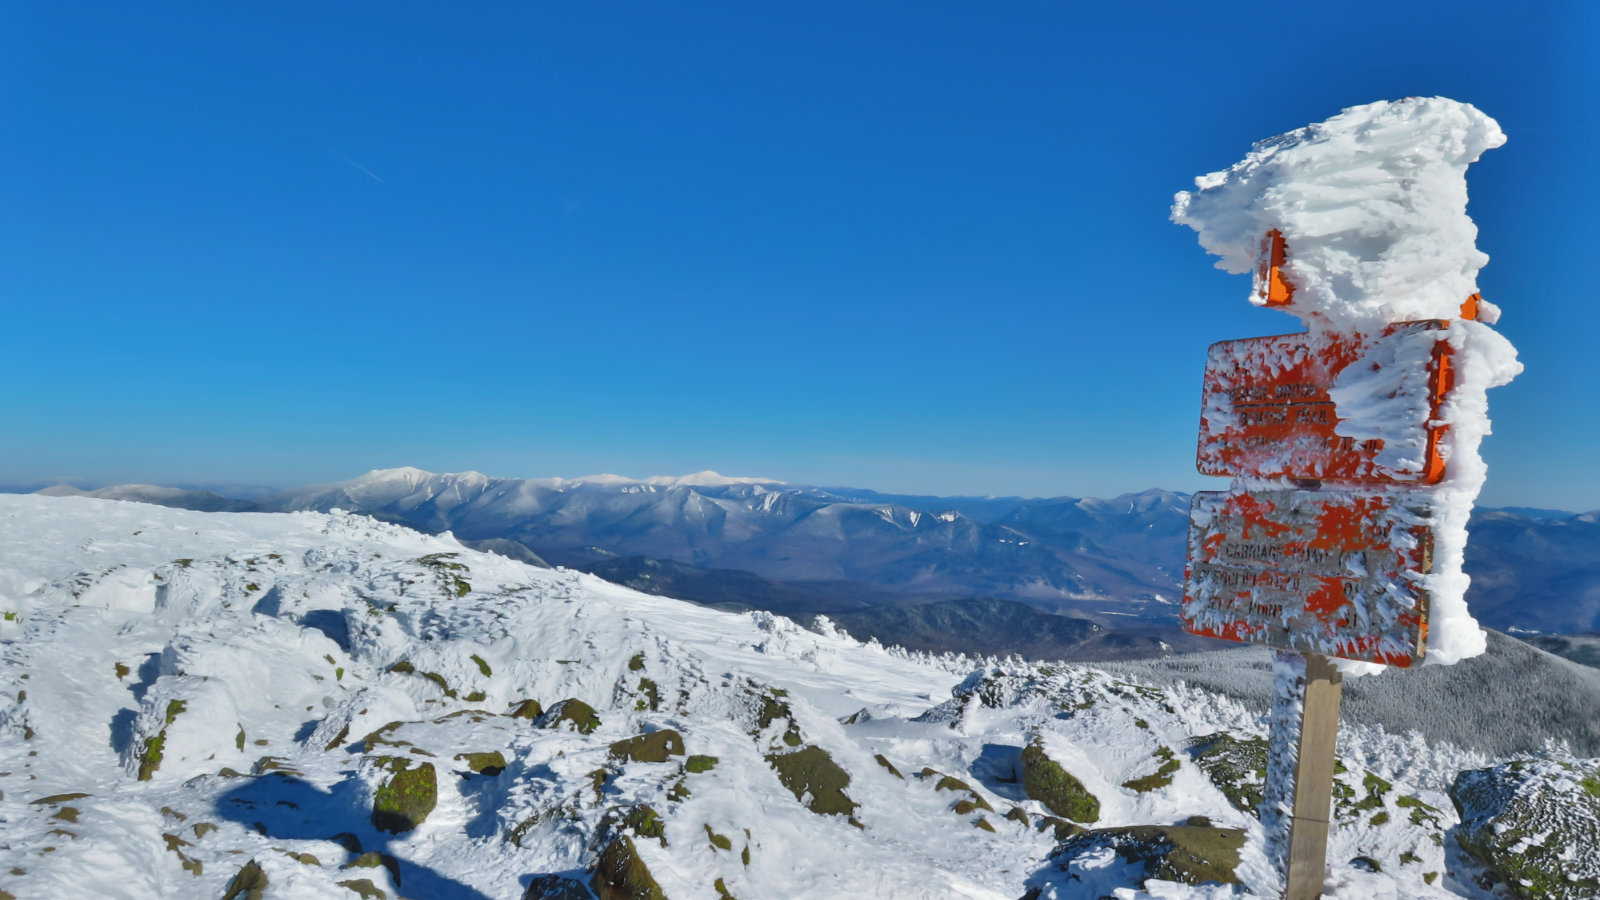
[222, 859, 269, 900]
[635, 678, 661, 712]
[1451, 759, 1600, 900]
[370, 758, 437, 834]
[31, 792, 90, 806]
[454, 751, 507, 775]
[765, 745, 857, 818]
[1122, 747, 1182, 794]
[704, 824, 733, 851]
[873, 754, 903, 779]
[1055, 825, 1246, 887]
[343, 851, 401, 886]
[685, 755, 718, 773]
[1187, 733, 1266, 816]
[136, 731, 167, 781]
[1021, 740, 1099, 824]
[591, 834, 668, 900]
[509, 699, 544, 720]
[543, 699, 601, 735]
[1037, 815, 1085, 840]
[608, 730, 684, 764]
[338, 879, 386, 899]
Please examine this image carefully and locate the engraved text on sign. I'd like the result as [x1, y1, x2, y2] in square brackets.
[1183, 489, 1434, 667]
[1197, 322, 1454, 484]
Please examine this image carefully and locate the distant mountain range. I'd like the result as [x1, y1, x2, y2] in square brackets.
[25, 467, 1600, 649]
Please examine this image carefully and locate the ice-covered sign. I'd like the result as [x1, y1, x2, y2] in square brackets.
[1185, 489, 1433, 667]
[1198, 322, 1454, 484]
[1173, 97, 1521, 670]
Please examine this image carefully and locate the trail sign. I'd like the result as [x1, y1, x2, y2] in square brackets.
[1197, 321, 1455, 485]
[1183, 489, 1433, 667]
[1172, 98, 1512, 900]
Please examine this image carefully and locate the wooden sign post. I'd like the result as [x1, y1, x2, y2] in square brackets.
[1181, 237, 1466, 899]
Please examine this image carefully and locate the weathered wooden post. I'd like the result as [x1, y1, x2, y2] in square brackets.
[1263, 651, 1343, 900]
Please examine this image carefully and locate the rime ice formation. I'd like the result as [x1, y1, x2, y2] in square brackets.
[1171, 97, 1505, 334]
[1173, 98, 1522, 671]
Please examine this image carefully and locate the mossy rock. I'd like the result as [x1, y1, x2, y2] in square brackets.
[338, 878, 387, 899]
[765, 745, 857, 817]
[750, 687, 802, 747]
[1055, 825, 1246, 887]
[1187, 733, 1267, 816]
[370, 759, 437, 834]
[873, 754, 903, 779]
[455, 751, 507, 775]
[1122, 748, 1182, 794]
[136, 730, 168, 781]
[1451, 759, 1600, 900]
[222, 859, 269, 900]
[1021, 741, 1099, 823]
[254, 756, 301, 776]
[1395, 793, 1444, 829]
[543, 699, 601, 735]
[685, 755, 718, 774]
[1037, 815, 1085, 840]
[634, 678, 661, 712]
[704, 824, 733, 851]
[343, 850, 402, 886]
[31, 792, 90, 806]
[933, 774, 994, 812]
[361, 721, 407, 752]
[591, 834, 668, 900]
[524, 874, 594, 900]
[608, 730, 685, 764]
[510, 699, 545, 720]
[598, 804, 666, 848]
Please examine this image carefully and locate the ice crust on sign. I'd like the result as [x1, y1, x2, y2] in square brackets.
[1171, 97, 1504, 334]
[1173, 98, 1522, 673]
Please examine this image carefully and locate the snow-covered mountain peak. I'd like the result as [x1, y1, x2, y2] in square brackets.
[563, 470, 783, 489]
[359, 466, 435, 485]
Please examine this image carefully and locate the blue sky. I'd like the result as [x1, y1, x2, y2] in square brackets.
[4, 2, 1596, 508]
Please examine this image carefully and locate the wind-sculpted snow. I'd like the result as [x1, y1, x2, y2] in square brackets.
[0, 495, 1590, 898]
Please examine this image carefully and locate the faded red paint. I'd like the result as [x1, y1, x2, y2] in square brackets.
[1182, 489, 1432, 667]
[1197, 321, 1455, 484]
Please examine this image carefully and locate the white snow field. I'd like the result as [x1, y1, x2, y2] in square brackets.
[0, 495, 1575, 899]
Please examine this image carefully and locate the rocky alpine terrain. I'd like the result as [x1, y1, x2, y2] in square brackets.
[1, 494, 1595, 899]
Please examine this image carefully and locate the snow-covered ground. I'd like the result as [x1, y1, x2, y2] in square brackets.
[0, 496, 1576, 899]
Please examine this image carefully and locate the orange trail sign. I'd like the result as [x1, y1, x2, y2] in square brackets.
[1183, 489, 1433, 667]
[1197, 321, 1454, 485]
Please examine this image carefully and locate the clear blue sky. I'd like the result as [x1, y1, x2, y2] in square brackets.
[4, 2, 1596, 508]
